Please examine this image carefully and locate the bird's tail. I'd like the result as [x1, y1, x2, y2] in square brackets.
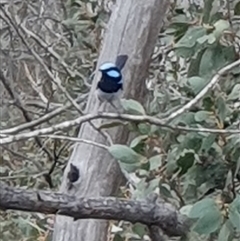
[115, 55, 128, 70]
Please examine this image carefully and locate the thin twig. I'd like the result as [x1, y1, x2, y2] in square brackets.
[0, 95, 85, 135]
[20, 23, 90, 87]
[0, 6, 112, 144]
[164, 59, 240, 123]
[23, 62, 48, 104]
[0, 70, 53, 160]
[40, 135, 109, 150]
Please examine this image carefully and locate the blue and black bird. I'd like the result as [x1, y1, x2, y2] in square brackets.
[96, 55, 128, 102]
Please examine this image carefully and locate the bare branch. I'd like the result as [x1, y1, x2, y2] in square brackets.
[0, 70, 53, 160]
[1, 112, 239, 145]
[40, 135, 109, 150]
[165, 59, 240, 123]
[23, 62, 48, 104]
[0, 183, 189, 237]
[0, 95, 85, 135]
[20, 24, 91, 88]
[0, 6, 110, 144]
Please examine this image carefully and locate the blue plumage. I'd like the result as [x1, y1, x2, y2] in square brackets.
[97, 55, 128, 102]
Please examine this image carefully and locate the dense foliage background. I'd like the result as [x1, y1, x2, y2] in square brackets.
[0, 0, 239, 240]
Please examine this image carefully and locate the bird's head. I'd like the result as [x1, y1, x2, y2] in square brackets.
[99, 62, 122, 82]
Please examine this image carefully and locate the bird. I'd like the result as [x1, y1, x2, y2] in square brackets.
[96, 55, 128, 103]
[67, 163, 80, 190]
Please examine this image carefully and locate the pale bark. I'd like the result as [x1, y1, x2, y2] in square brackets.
[53, 1, 169, 241]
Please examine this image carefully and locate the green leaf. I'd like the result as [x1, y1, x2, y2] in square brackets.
[187, 76, 208, 94]
[149, 155, 163, 171]
[199, 46, 236, 78]
[176, 149, 195, 175]
[216, 95, 229, 123]
[119, 162, 140, 173]
[217, 221, 232, 241]
[202, 0, 214, 23]
[138, 123, 151, 135]
[235, 157, 240, 177]
[132, 223, 146, 238]
[227, 84, 240, 101]
[175, 26, 206, 58]
[235, 1, 240, 15]
[178, 133, 203, 151]
[166, 148, 179, 175]
[174, 112, 195, 126]
[189, 198, 217, 219]
[187, 49, 206, 77]
[121, 99, 145, 115]
[176, 26, 206, 48]
[193, 208, 223, 235]
[108, 144, 145, 164]
[194, 111, 212, 122]
[213, 20, 230, 40]
[159, 183, 173, 198]
[207, 33, 217, 45]
[200, 134, 216, 152]
[229, 195, 240, 231]
[130, 135, 148, 148]
[113, 234, 124, 241]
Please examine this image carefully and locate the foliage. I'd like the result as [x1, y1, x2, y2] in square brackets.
[0, 0, 240, 241]
[0, 0, 109, 240]
[108, 0, 240, 240]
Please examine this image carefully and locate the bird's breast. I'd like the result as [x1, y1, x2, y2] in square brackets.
[97, 77, 123, 93]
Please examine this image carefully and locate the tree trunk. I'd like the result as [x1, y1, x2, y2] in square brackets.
[52, 1, 169, 241]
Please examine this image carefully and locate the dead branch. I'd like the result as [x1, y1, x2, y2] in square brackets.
[0, 183, 189, 237]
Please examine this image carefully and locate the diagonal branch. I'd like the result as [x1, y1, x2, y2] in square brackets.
[0, 70, 53, 160]
[165, 59, 240, 123]
[0, 95, 85, 135]
[0, 183, 189, 237]
[0, 5, 112, 144]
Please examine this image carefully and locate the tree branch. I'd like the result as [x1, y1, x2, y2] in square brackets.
[0, 70, 53, 160]
[1, 112, 239, 145]
[0, 183, 189, 237]
[164, 59, 240, 123]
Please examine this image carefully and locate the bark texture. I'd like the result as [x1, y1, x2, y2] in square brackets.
[53, 1, 169, 241]
[0, 183, 189, 237]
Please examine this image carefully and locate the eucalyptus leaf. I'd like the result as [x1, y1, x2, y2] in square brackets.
[229, 195, 240, 231]
[227, 84, 240, 101]
[217, 221, 232, 241]
[132, 223, 147, 238]
[108, 144, 145, 164]
[193, 208, 223, 235]
[200, 134, 216, 153]
[176, 149, 195, 175]
[176, 26, 206, 48]
[194, 111, 212, 122]
[187, 76, 207, 94]
[130, 135, 148, 148]
[149, 155, 162, 171]
[121, 99, 145, 115]
[213, 20, 230, 40]
[189, 198, 217, 219]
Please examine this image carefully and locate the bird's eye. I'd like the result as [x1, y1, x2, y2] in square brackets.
[106, 70, 120, 78]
